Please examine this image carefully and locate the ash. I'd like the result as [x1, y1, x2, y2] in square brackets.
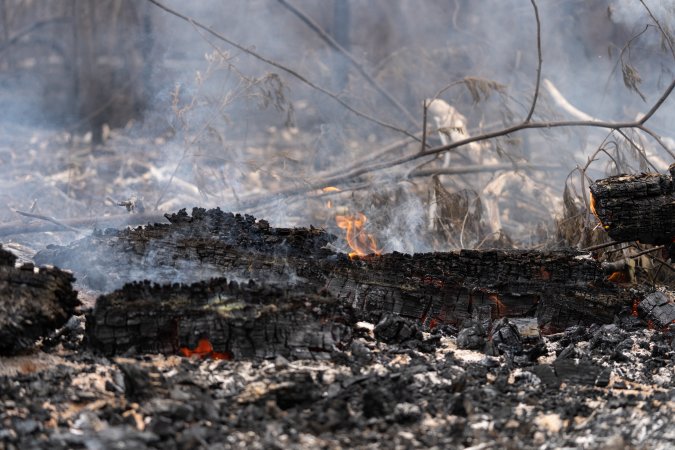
[1, 316, 673, 449]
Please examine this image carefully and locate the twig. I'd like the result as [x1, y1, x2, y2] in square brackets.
[582, 240, 620, 252]
[0, 213, 168, 238]
[638, 75, 675, 125]
[629, 245, 665, 259]
[275, 0, 418, 127]
[525, 0, 542, 123]
[147, 0, 418, 142]
[13, 210, 81, 233]
[421, 101, 429, 152]
[639, 0, 675, 60]
[653, 256, 675, 273]
[409, 163, 563, 178]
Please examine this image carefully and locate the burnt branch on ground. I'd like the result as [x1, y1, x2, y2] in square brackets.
[0, 246, 79, 355]
[33, 208, 656, 358]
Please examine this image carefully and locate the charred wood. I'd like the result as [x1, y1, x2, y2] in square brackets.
[36, 208, 641, 348]
[35, 208, 334, 291]
[590, 166, 675, 246]
[32, 208, 648, 359]
[0, 245, 79, 355]
[87, 278, 354, 359]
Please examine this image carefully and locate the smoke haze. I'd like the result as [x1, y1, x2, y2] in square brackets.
[0, 0, 672, 257]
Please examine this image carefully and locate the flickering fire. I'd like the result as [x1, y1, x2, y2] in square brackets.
[589, 192, 597, 217]
[322, 186, 341, 193]
[335, 212, 381, 258]
[180, 338, 231, 360]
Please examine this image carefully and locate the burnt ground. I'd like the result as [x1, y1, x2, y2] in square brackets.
[0, 311, 673, 449]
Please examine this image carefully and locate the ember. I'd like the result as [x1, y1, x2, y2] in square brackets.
[335, 212, 381, 258]
[180, 338, 231, 360]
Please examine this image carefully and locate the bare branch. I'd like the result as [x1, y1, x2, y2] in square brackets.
[639, 0, 675, 60]
[525, 0, 542, 123]
[0, 213, 168, 238]
[147, 0, 418, 141]
[275, 0, 418, 127]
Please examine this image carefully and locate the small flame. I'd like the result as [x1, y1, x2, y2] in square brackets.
[335, 212, 381, 258]
[180, 338, 231, 360]
[322, 186, 341, 193]
[589, 192, 597, 217]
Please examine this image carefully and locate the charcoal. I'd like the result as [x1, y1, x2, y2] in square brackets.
[638, 291, 675, 328]
[491, 318, 524, 354]
[457, 321, 487, 350]
[0, 246, 79, 355]
[374, 314, 423, 344]
[590, 169, 674, 245]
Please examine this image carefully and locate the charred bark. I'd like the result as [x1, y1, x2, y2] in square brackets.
[0, 246, 79, 355]
[87, 278, 354, 359]
[590, 165, 675, 245]
[35, 208, 644, 358]
[35, 207, 334, 292]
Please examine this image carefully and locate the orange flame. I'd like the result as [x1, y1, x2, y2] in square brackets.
[322, 186, 341, 193]
[589, 192, 597, 217]
[335, 212, 381, 258]
[180, 338, 231, 360]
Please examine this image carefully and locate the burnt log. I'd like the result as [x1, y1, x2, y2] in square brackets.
[35, 208, 647, 358]
[0, 245, 79, 355]
[589, 165, 675, 245]
[35, 207, 334, 292]
[87, 278, 354, 359]
[37, 208, 633, 333]
[85, 247, 634, 357]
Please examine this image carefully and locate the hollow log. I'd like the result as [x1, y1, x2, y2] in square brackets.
[589, 165, 675, 245]
[0, 246, 79, 355]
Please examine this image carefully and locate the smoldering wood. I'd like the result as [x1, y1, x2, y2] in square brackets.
[35, 208, 641, 358]
[590, 165, 675, 246]
[87, 278, 355, 359]
[0, 246, 79, 355]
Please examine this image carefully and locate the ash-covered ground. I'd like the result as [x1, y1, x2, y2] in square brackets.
[1, 312, 673, 449]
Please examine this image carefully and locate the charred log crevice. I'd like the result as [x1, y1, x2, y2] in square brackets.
[0, 246, 79, 355]
[31, 208, 654, 357]
[590, 164, 675, 246]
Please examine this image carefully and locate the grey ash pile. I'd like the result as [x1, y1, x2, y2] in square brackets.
[0, 315, 673, 449]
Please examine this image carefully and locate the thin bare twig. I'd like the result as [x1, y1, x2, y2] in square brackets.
[275, 0, 418, 127]
[525, 0, 542, 123]
[421, 101, 429, 152]
[147, 0, 418, 141]
[638, 77, 675, 125]
[409, 162, 562, 178]
[13, 210, 81, 233]
[583, 240, 620, 252]
[629, 245, 665, 259]
[0, 212, 168, 238]
[639, 0, 675, 60]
